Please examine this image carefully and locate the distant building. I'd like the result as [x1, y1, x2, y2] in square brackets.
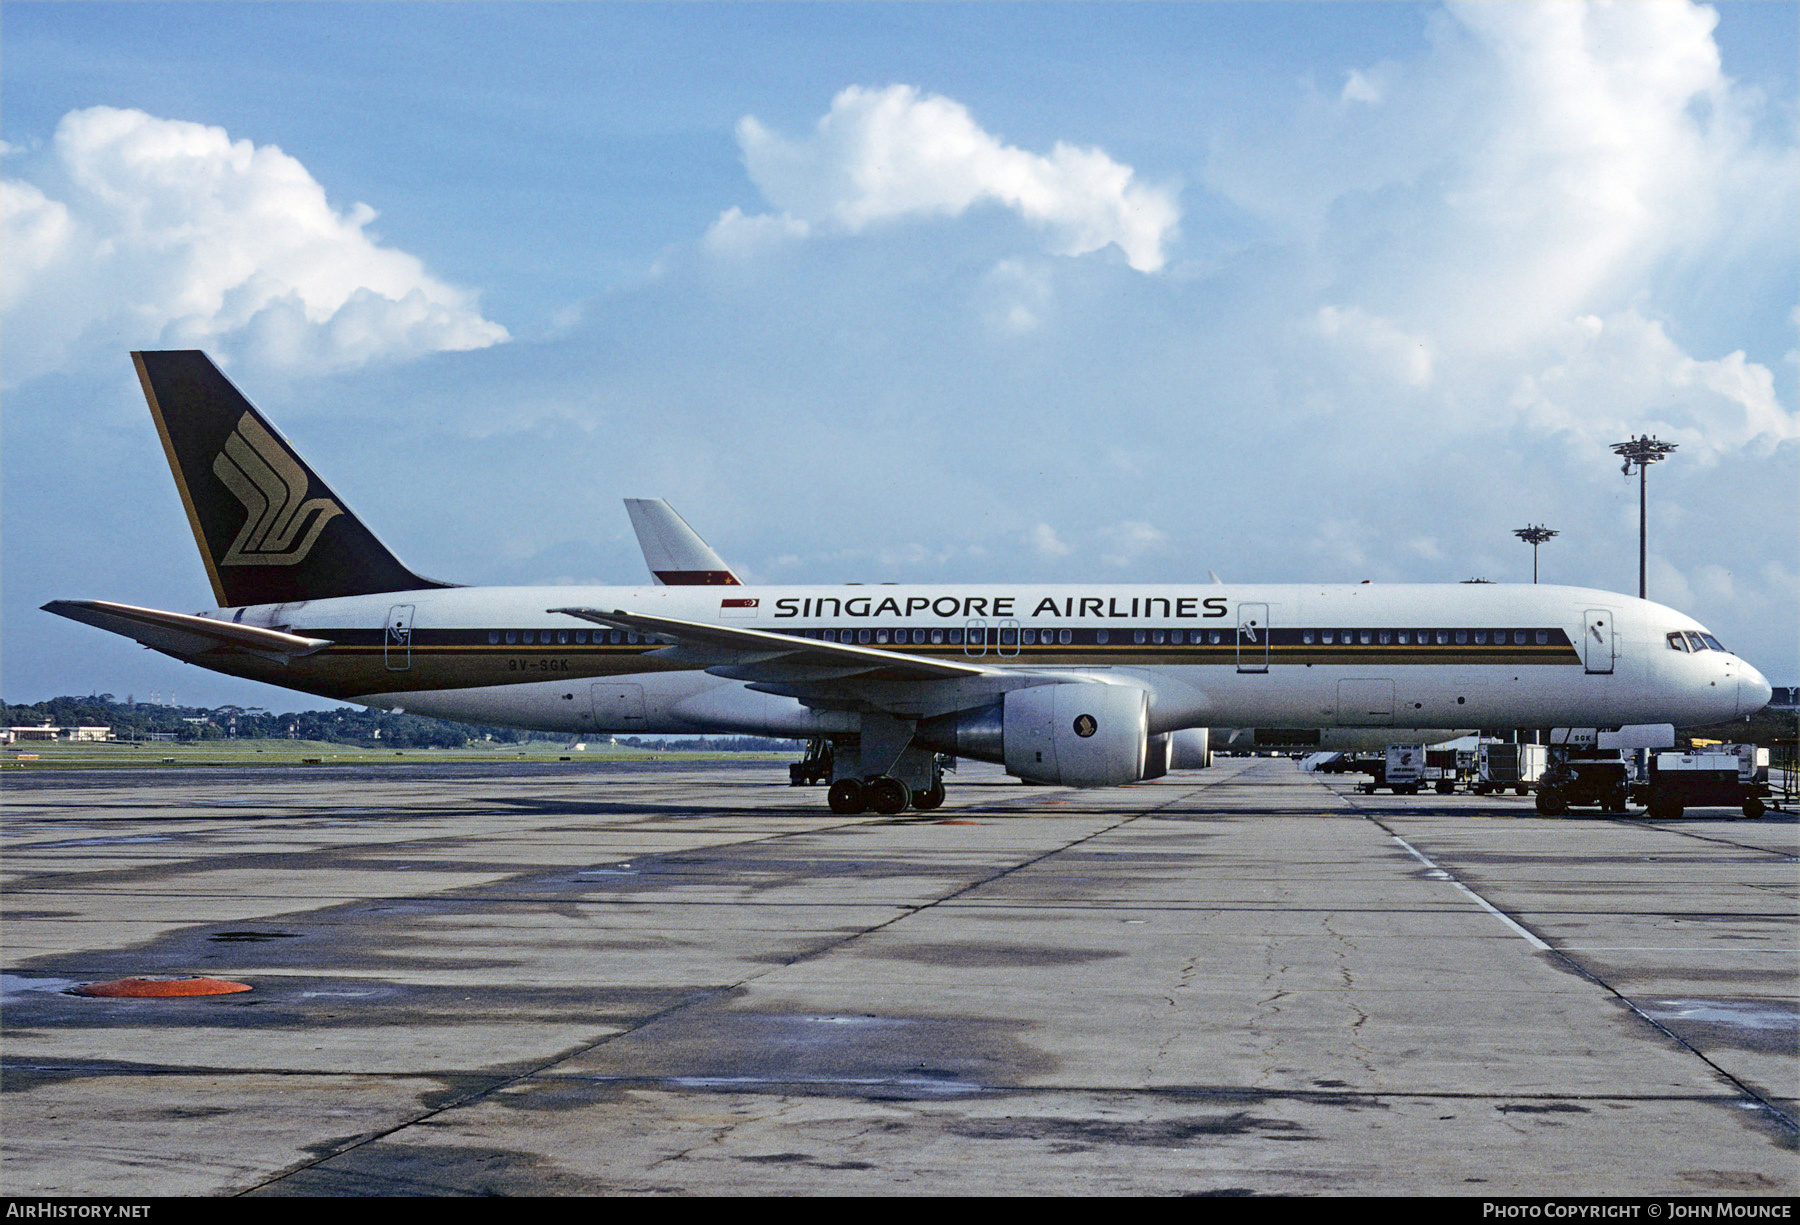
[6, 725, 113, 742]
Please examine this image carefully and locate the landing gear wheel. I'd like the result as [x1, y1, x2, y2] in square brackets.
[1646, 797, 1684, 820]
[1435, 780, 1455, 795]
[1513, 785, 1529, 797]
[912, 781, 946, 811]
[827, 778, 867, 815]
[1535, 789, 1569, 817]
[1742, 797, 1766, 820]
[866, 775, 912, 815]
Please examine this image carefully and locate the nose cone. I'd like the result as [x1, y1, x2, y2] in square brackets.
[1738, 661, 1773, 717]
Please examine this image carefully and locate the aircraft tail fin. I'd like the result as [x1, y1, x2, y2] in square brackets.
[624, 498, 742, 585]
[132, 350, 455, 607]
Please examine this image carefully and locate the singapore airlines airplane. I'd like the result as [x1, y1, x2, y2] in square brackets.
[45, 352, 1772, 814]
[625, 498, 1478, 755]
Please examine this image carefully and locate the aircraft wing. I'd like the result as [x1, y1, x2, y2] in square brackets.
[43, 599, 333, 661]
[548, 606, 997, 682]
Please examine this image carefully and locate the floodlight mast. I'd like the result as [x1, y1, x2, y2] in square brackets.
[1512, 524, 1558, 583]
[1609, 434, 1678, 600]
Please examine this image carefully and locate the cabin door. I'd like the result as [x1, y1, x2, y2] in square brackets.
[1236, 603, 1269, 673]
[384, 604, 415, 671]
[1583, 609, 1615, 674]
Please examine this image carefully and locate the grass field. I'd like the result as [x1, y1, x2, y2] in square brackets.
[0, 738, 790, 770]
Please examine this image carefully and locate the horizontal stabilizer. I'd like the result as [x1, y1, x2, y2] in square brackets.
[548, 606, 991, 681]
[43, 600, 333, 661]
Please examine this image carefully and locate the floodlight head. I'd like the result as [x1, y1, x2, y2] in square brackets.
[1610, 434, 1678, 473]
[1513, 525, 1559, 547]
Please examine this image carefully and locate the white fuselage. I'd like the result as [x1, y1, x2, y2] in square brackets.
[195, 581, 1768, 737]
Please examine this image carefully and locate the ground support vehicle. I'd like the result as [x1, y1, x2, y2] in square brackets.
[1534, 749, 1631, 815]
[1301, 752, 1377, 776]
[1358, 744, 1426, 795]
[1474, 742, 1546, 796]
[1426, 745, 1479, 794]
[789, 738, 833, 786]
[1633, 747, 1772, 819]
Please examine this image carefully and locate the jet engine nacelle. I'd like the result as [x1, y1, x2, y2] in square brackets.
[1168, 727, 1211, 770]
[1004, 682, 1150, 786]
[1143, 727, 1212, 780]
[918, 682, 1149, 787]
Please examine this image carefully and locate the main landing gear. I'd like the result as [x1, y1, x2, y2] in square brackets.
[827, 775, 946, 815]
[796, 726, 951, 815]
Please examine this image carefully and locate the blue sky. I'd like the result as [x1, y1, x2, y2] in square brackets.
[4, 1, 1796, 709]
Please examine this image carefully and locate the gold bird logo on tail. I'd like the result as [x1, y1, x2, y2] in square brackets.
[212, 413, 343, 567]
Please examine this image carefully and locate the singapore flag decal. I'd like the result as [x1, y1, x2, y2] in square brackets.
[719, 597, 760, 619]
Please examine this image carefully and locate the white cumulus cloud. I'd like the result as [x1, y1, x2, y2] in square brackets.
[1214, 0, 1795, 458]
[1, 107, 507, 384]
[709, 85, 1179, 272]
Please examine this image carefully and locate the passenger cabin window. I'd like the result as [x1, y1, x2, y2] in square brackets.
[1535, 630, 1548, 645]
[1455, 631, 1468, 644]
[1321, 631, 1333, 644]
[488, 631, 500, 644]
[1303, 631, 1316, 644]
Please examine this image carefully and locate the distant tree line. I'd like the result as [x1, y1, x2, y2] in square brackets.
[611, 735, 803, 753]
[3, 695, 801, 753]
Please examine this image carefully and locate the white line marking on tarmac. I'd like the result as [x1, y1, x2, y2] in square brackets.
[1390, 833, 1550, 951]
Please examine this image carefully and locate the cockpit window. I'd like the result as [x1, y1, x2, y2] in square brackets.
[1684, 631, 1707, 652]
[1700, 633, 1725, 652]
[1666, 632, 1688, 652]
